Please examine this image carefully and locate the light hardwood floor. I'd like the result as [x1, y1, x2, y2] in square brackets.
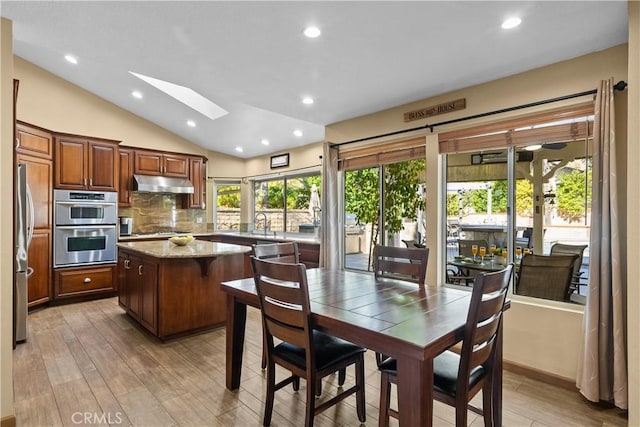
[14, 297, 627, 427]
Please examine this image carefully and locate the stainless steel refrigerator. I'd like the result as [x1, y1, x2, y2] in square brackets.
[15, 163, 33, 343]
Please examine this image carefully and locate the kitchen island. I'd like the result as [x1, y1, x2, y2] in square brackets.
[116, 240, 252, 340]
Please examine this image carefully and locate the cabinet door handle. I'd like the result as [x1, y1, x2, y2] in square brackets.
[84, 178, 87, 186]
[83, 278, 92, 284]
[138, 265, 143, 275]
[90, 178, 93, 187]
[124, 259, 130, 269]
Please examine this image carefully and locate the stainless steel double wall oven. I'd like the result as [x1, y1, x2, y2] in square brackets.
[53, 190, 117, 267]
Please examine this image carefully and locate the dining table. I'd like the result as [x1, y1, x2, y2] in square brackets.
[221, 268, 507, 427]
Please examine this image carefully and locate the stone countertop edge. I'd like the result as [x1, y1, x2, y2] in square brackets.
[118, 231, 320, 244]
[116, 240, 252, 259]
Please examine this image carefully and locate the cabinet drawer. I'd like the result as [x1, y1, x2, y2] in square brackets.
[55, 264, 116, 298]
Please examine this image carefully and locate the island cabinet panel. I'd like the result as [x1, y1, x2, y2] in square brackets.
[117, 242, 252, 340]
[118, 251, 158, 335]
[156, 253, 247, 338]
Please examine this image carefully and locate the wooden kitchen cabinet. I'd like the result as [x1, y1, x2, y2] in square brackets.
[54, 134, 119, 191]
[184, 156, 207, 209]
[118, 251, 158, 335]
[27, 230, 52, 307]
[118, 148, 134, 207]
[16, 124, 54, 308]
[16, 122, 54, 159]
[54, 264, 117, 300]
[134, 149, 188, 178]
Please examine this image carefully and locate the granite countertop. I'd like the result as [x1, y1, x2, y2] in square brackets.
[116, 240, 251, 259]
[118, 231, 216, 241]
[119, 231, 320, 245]
[212, 231, 321, 244]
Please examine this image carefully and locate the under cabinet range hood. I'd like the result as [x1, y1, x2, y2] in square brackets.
[133, 174, 194, 194]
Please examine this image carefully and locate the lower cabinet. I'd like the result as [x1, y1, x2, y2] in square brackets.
[54, 264, 116, 300]
[118, 251, 158, 335]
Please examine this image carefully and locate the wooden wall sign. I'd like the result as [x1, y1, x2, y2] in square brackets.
[404, 98, 466, 122]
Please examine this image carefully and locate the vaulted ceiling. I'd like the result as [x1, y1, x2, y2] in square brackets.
[2, 1, 628, 158]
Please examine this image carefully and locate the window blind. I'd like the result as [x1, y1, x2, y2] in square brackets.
[438, 104, 594, 154]
[337, 137, 426, 170]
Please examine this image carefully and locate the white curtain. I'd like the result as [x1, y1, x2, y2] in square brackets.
[577, 78, 627, 409]
[320, 142, 340, 269]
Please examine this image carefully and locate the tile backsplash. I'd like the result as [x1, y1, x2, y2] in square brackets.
[118, 193, 206, 234]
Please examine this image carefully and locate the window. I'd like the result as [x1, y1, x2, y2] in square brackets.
[214, 182, 241, 230]
[253, 173, 321, 233]
[441, 109, 593, 305]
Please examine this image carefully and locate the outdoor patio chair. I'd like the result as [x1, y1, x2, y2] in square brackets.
[550, 243, 588, 294]
[515, 253, 579, 302]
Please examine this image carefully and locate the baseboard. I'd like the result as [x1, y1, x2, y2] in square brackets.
[1, 415, 16, 427]
[503, 360, 577, 391]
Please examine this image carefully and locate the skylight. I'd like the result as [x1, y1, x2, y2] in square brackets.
[129, 71, 228, 121]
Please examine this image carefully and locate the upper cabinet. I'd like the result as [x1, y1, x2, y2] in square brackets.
[134, 150, 188, 178]
[118, 148, 134, 207]
[186, 156, 207, 209]
[16, 122, 54, 160]
[54, 135, 119, 191]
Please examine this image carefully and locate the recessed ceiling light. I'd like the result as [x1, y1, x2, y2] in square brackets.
[186, 120, 196, 127]
[235, 147, 243, 153]
[261, 139, 270, 146]
[302, 96, 314, 105]
[131, 91, 143, 99]
[525, 144, 542, 151]
[501, 17, 522, 30]
[303, 26, 321, 38]
[293, 129, 303, 137]
[64, 54, 78, 65]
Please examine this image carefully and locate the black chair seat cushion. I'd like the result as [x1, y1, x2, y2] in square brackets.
[378, 350, 485, 396]
[274, 330, 365, 371]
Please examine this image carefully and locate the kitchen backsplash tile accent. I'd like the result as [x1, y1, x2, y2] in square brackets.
[119, 193, 206, 234]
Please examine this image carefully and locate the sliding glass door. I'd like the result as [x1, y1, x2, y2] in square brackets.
[343, 159, 426, 271]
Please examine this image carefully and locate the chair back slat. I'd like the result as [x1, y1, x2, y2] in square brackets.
[251, 257, 312, 356]
[457, 265, 513, 394]
[516, 254, 578, 302]
[264, 317, 308, 348]
[373, 245, 429, 285]
[253, 242, 300, 264]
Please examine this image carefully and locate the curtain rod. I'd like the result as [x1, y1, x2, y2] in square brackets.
[331, 80, 627, 148]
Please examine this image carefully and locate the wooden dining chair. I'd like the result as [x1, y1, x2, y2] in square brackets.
[253, 242, 301, 369]
[373, 244, 429, 285]
[515, 253, 579, 302]
[378, 264, 513, 427]
[373, 245, 429, 366]
[251, 257, 366, 427]
[252, 241, 299, 264]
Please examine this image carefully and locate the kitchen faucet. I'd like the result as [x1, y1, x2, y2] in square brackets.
[254, 212, 268, 236]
